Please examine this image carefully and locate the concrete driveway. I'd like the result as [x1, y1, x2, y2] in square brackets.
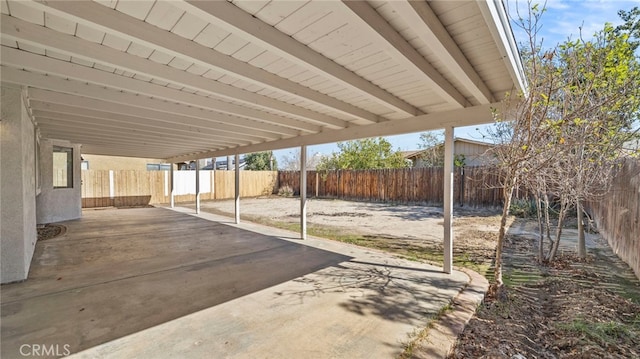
[1, 207, 469, 358]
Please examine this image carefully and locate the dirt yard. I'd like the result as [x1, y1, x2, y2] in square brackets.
[197, 196, 500, 240]
[191, 196, 504, 275]
[187, 197, 640, 358]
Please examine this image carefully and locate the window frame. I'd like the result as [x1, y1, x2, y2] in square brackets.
[52, 146, 74, 189]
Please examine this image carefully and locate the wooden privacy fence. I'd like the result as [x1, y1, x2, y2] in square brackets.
[278, 166, 506, 207]
[587, 159, 640, 279]
[81, 170, 278, 208]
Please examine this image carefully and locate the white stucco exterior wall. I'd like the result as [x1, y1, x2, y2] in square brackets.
[1, 84, 37, 283]
[36, 139, 82, 224]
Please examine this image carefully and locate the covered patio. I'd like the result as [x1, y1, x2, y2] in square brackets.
[1, 206, 469, 357]
[2, 0, 524, 356]
[1, 0, 524, 280]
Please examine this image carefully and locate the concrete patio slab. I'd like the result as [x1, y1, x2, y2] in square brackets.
[1, 207, 469, 358]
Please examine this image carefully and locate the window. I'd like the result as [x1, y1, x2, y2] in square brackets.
[81, 160, 89, 170]
[53, 146, 73, 188]
[147, 163, 172, 171]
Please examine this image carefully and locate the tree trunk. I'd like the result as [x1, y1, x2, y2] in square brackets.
[548, 202, 567, 261]
[577, 201, 586, 259]
[493, 176, 516, 290]
[535, 194, 544, 262]
[543, 193, 552, 251]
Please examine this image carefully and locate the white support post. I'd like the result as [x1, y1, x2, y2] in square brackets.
[195, 159, 201, 214]
[164, 171, 169, 196]
[170, 163, 175, 208]
[443, 126, 455, 274]
[227, 155, 232, 171]
[234, 154, 240, 224]
[211, 157, 216, 200]
[300, 145, 308, 240]
[108, 170, 115, 199]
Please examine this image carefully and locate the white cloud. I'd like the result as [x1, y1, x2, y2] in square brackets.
[544, 0, 571, 10]
[507, 0, 640, 48]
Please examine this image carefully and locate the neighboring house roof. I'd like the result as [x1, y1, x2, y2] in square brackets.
[402, 138, 494, 160]
[201, 158, 247, 170]
[400, 150, 425, 159]
[450, 137, 495, 148]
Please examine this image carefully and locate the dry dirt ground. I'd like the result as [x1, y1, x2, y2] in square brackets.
[187, 197, 640, 358]
[192, 196, 503, 275]
[451, 226, 640, 359]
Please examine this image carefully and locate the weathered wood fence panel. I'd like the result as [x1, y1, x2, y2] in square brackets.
[81, 170, 277, 208]
[242, 171, 279, 197]
[278, 166, 505, 207]
[587, 159, 640, 279]
[81, 170, 111, 207]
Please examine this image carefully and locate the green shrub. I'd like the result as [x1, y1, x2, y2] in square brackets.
[278, 185, 294, 197]
[510, 198, 537, 218]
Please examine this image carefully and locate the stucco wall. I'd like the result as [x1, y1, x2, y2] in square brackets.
[1, 85, 37, 283]
[36, 139, 82, 224]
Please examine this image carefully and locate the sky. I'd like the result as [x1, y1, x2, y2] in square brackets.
[273, 0, 640, 165]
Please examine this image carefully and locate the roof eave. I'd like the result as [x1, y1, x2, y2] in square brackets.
[478, 0, 528, 95]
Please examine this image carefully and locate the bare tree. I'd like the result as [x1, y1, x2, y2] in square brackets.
[280, 148, 322, 171]
[488, 1, 563, 290]
[537, 21, 640, 261]
[489, 1, 640, 294]
[417, 130, 445, 167]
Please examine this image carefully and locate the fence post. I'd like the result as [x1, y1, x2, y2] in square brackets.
[337, 170, 341, 199]
[164, 170, 169, 199]
[459, 166, 465, 207]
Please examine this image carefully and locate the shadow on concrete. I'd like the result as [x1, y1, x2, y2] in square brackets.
[0, 207, 351, 358]
[337, 266, 455, 323]
[348, 260, 443, 274]
[271, 260, 459, 324]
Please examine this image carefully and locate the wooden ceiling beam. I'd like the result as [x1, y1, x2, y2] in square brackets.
[2, 66, 298, 138]
[168, 102, 504, 162]
[33, 110, 258, 145]
[388, 1, 495, 104]
[29, 0, 380, 124]
[26, 89, 289, 141]
[342, 1, 470, 108]
[0, 24, 321, 133]
[182, 0, 421, 117]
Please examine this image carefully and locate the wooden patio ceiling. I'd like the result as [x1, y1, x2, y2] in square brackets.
[0, 0, 525, 162]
